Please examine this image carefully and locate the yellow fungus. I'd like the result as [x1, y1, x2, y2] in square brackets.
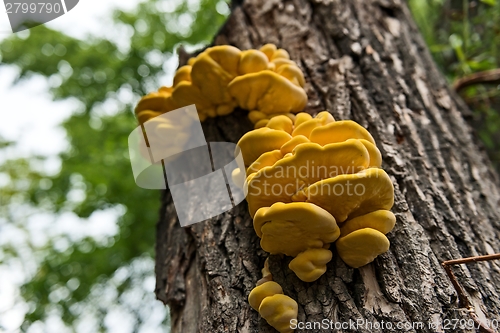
[253, 202, 340, 257]
[248, 281, 283, 311]
[340, 210, 396, 237]
[289, 248, 332, 282]
[228, 70, 307, 115]
[336, 228, 390, 268]
[259, 294, 298, 333]
[297, 168, 394, 223]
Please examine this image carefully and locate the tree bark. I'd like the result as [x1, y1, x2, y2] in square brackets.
[155, 0, 500, 332]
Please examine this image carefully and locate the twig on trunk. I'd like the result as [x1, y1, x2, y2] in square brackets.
[442, 253, 500, 333]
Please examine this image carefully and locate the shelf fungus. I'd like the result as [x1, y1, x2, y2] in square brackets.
[245, 139, 374, 217]
[234, 111, 395, 331]
[134, 43, 308, 131]
[288, 248, 333, 282]
[229, 44, 307, 126]
[336, 210, 396, 268]
[248, 261, 298, 333]
[235, 111, 395, 275]
[136, 43, 395, 332]
[253, 202, 340, 257]
[134, 86, 177, 125]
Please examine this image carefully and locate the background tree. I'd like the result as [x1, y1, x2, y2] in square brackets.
[0, 1, 228, 331]
[155, 0, 500, 332]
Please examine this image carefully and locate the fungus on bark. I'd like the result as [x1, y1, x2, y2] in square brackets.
[135, 43, 308, 127]
[235, 111, 395, 274]
[253, 202, 340, 257]
[135, 44, 396, 333]
[248, 264, 298, 333]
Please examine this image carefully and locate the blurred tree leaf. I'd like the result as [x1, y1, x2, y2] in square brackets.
[480, 0, 496, 6]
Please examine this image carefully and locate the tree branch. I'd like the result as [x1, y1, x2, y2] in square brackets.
[453, 69, 500, 92]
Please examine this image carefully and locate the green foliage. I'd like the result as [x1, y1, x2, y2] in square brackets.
[409, 0, 500, 166]
[0, 0, 229, 331]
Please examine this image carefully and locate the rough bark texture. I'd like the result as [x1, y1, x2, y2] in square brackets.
[155, 0, 500, 332]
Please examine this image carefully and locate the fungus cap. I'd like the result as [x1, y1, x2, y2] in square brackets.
[246, 150, 284, 175]
[231, 167, 246, 190]
[340, 210, 396, 237]
[297, 168, 394, 223]
[294, 112, 312, 127]
[135, 86, 177, 118]
[227, 70, 307, 115]
[248, 281, 283, 311]
[259, 43, 278, 60]
[254, 119, 269, 128]
[291, 111, 335, 138]
[246, 140, 371, 217]
[248, 110, 268, 124]
[279, 135, 310, 155]
[253, 202, 340, 257]
[266, 115, 294, 134]
[336, 228, 390, 268]
[270, 49, 290, 61]
[141, 115, 194, 156]
[238, 49, 269, 75]
[276, 63, 306, 87]
[259, 294, 298, 333]
[236, 127, 292, 167]
[309, 120, 376, 145]
[189, 45, 241, 112]
[288, 248, 332, 282]
[171, 81, 214, 117]
[136, 110, 163, 126]
[172, 65, 192, 85]
[359, 139, 382, 168]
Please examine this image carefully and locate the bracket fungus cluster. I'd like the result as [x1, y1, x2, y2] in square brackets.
[235, 111, 395, 269]
[233, 111, 395, 331]
[135, 44, 395, 333]
[134, 43, 307, 129]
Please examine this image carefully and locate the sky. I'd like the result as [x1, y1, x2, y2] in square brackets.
[0, 0, 138, 158]
[0, 1, 170, 332]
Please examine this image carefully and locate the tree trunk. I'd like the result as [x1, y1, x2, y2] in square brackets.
[155, 0, 500, 332]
